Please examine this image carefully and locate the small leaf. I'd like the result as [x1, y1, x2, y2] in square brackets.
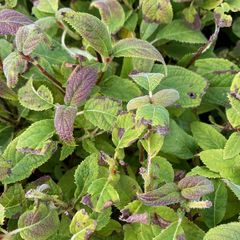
[137, 183, 182, 206]
[64, 66, 98, 106]
[0, 203, 5, 225]
[54, 104, 77, 143]
[0, 159, 11, 181]
[60, 9, 112, 57]
[0, 9, 32, 35]
[204, 222, 240, 240]
[74, 153, 99, 198]
[18, 79, 54, 111]
[35, 0, 59, 14]
[3, 51, 28, 88]
[142, 0, 173, 24]
[127, 95, 150, 111]
[91, 0, 125, 34]
[178, 176, 214, 200]
[18, 203, 59, 240]
[84, 97, 122, 131]
[0, 79, 17, 101]
[16, 24, 45, 56]
[87, 178, 120, 212]
[152, 89, 180, 107]
[129, 72, 164, 92]
[191, 122, 226, 150]
[113, 38, 166, 72]
[224, 132, 240, 159]
[136, 104, 169, 130]
[70, 209, 96, 240]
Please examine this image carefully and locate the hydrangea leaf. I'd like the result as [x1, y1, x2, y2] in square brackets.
[129, 72, 164, 92]
[74, 153, 99, 198]
[142, 0, 173, 24]
[18, 203, 60, 240]
[70, 209, 97, 240]
[18, 79, 54, 111]
[91, 0, 125, 34]
[54, 104, 77, 143]
[155, 20, 207, 44]
[16, 24, 45, 56]
[153, 64, 208, 108]
[191, 122, 226, 150]
[204, 222, 240, 240]
[64, 66, 98, 106]
[0, 9, 32, 35]
[60, 9, 112, 57]
[87, 177, 120, 212]
[84, 97, 122, 131]
[3, 51, 28, 88]
[178, 176, 214, 200]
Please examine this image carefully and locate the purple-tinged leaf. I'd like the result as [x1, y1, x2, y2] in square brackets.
[178, 176, 214, 200]
[0, 9, 32, 35]
[16, 24, 45, 56]
[3, 51, 28, 88]
[64, 66, 98, 106]
[54, 104, 77, 143]
[120, 209, 148, 224]
[137, 183, 182, 206]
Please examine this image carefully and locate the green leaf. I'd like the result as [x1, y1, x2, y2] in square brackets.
[127, 95, 150, 111]
[70, 209, 96, 240]
[225, 0, 240, 12]
[74, 153, 99, 198]
[191, 121, 226, 150]
[136, 104, 169, 129]
[129, 72, 164, 92]
[0, 203, 5, 225]
[199, 149, 240, 184]
[91, 0, 125, 34]
[154, 221, 185, 240]
[84, 97, 122, 131]
[18, 79, 54, 111]
[152, 89, 180, 107]
[137, 183, 182, 206]
[113, 38, 166, 71]
[161, 120, 197, 159]
[60, 9, 112, 57]
[155, 20, 207, 44]
[0, 79, 17, 101]
[142, 0, 173, 24]
[16, 119, 55, 154]
[223, 179, 240, 201]
[153, 64, 208, 108]
[3, 51, 27, 88]
[226, 107, 240, 128]
[112, 112, 146, 149]
[202, 180, 228, 228]
[36, 0, 59, 13]
[100, 76, 142, 102]
[224, 132, 240, 159]
[188, 166, 221, 179]
[1, 137, 56, 184]
[18, 203, 59, 240]
[87, 177, 120, 212]
[204, 222, 240, 240]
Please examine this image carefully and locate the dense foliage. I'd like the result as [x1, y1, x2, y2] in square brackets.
[0, 0, 240, 239]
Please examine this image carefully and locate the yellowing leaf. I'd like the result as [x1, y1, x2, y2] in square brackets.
[36, 0, 59, 13]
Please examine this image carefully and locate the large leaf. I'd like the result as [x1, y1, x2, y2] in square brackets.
[18, 203, 59, 240]
[91, 0, 125, 33]
[204, 222, 240, 240]
[54, 104, 77, 143]
[113, 38, 166, 70]
[142, 0, 173, 24]
[0, 9, 32, 35]
[191, 121, 226, 150]
[224, 132, 240, 159]
[18, 79, 54, 111]
[153, 64, 208, 108]
[70, 209, 96, 240]
[60, 9, 112, 57]
[155, 20, 207, 44]
[64, 66, 98, 106]
[84, 97, 122, 131]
